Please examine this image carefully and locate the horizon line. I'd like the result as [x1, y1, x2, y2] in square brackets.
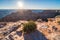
[0, 8, 60, 10]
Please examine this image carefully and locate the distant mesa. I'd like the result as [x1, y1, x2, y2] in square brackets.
[0, 10, 60, 22]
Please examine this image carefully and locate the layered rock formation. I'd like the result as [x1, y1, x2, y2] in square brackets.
[0, 10, 60, 22]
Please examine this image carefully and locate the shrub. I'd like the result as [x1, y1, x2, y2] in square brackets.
[23, 21, 37, 33]
[48, 18, 53, 22]
[57, 21, 60, 24]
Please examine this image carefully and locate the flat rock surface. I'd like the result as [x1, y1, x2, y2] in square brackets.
[0, 21, 60, 40]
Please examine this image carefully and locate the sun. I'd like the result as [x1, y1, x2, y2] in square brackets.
[17, 1, 24, 9]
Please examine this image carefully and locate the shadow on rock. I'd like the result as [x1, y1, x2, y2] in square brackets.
[16, 31, 22, 37]
[23, 30, 48, 40]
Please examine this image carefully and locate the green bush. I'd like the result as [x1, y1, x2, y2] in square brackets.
[57, 21, 60, 24]
[23, 21, 37, 33]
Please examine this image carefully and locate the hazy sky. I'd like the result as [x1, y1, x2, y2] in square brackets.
[0, 0, 60, 9]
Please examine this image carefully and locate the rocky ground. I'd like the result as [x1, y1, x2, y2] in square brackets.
[0, 20, 60, 40]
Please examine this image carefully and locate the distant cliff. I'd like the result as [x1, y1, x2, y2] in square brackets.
[0, 10, 60, 22]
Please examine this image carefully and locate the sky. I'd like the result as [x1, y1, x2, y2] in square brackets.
[0, 0, 60, 9]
